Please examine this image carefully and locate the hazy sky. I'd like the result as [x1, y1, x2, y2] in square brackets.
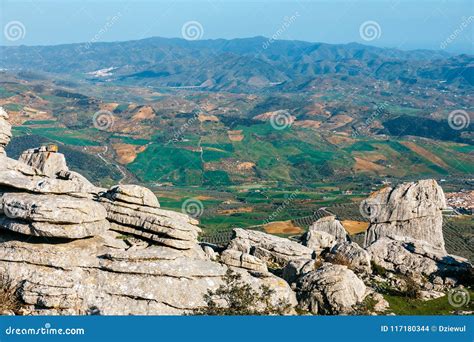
[1, 0, 473, 53]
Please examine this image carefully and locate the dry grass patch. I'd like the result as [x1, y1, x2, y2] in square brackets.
[112, 143, 147, 164]
[217, 207, 254, 215]
[227, 130, 244, 142]
[263, 221, 303, 235]
[341, 220, 370, 235]
[353, 157, 385, 173]
[0, 274, 22, 314]
[401, 141, 449, 169]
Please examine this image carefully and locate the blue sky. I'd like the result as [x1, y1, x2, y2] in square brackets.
[1, 0, 473, 53]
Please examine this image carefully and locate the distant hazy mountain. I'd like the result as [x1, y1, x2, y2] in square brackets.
[1, 37, 472, 92]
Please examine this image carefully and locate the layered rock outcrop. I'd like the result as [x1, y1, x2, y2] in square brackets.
[296, 263, 366, 314]
[367, 236, 471, 283]
[19, 145, 68, 177]
[227, 228, 314, 266]
[98, 185, 201, 250]
[362, 179, 472, 291]
[0, 107, 11, 155]
[326, 242, 371, 274]
[363, 179, 446, 251]
[303, 216, 348, 253]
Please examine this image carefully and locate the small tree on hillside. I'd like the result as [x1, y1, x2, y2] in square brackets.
[193, 269, 292, 315]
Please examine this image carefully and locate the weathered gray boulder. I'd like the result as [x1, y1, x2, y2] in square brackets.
[1, 192, 107, 224]
[105, 184, 160, 207]
[363, 179, 446, 251]
[0, 216, 109, 239]
[0, 107, 11, 154]
[228, 228, 314, 266]
[303, 230, 337, 254]
[201, 245, 219, 261]
[326, 242, 372, 274]
[220, 249, 268, 273]
[0, 156, 98, 195]
[282, 258, 316, 284]
[296, 263, 366, 314]
[367, 236, 471, 283]
[19, 146, 68, 177]
[306, 216, 348, 243]
[98, 195, 201, 250]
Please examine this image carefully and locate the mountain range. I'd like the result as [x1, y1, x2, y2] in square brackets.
[1, 37, 472, 92]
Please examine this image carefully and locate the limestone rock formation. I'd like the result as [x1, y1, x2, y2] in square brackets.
[0, 150, 108, 239]
[296, 263, 366, 314]
[363, 179, 446, 251]
[2, 192, 107, 224]
[0, 107, 11, 155]
[367, 236, 471, 284]
[220, 249, 268, 273]
[227, 228, 314, 266]
[302, 230, 337, 254]
[326, 242, 372, 274]
[306, 216, 348, 244]
[19, 145, 68, 177]
[98, 186, 201, 250]
[106, 184, 160, 207]
[0, 156, 98, 195]
[282, 258, 316, 284]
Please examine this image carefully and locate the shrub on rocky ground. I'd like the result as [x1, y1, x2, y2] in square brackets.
[193, 269, 292, 315]
[0, 274, 22, 315]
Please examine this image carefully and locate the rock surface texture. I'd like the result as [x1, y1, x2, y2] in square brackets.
[367, 236, 471, 284]
[227, 228, 314, 266]
[363, 179, 446, 251]
[326, 242, 372, 274]
[0, 107, 11, 155]
[304, 216, 348, 252]
[296, 263, 366, 314]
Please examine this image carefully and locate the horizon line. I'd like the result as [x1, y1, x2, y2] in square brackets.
[0, 35, 466, 56]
